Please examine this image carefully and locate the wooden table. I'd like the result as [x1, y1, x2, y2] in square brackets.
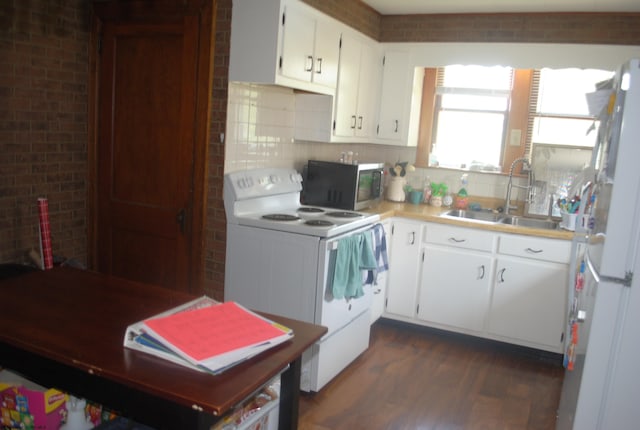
[0, 267, 326, 430]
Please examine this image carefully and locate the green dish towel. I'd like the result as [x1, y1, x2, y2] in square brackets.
[332, 231, 377, 300]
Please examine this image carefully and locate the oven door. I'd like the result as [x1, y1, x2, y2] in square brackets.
[316, 224, 376, 332]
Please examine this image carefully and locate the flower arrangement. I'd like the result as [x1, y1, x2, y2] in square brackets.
[388, 161, 415, 177]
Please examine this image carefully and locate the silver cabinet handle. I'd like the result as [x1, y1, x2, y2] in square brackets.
[394, 119, 398, 132]
[305, 55, 314, 72]
[409, 231, 415, 245]
[357, 116, 363, 130]
[315, 57, 323, 74]
[526, 247, 543, 254]
[350, 115, 357, 129]
[448, 237, 466, 243]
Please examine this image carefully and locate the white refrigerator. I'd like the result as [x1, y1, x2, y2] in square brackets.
[556, 58, 640, 429]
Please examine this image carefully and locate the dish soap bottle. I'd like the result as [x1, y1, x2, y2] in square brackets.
[455, 174, 469, 210]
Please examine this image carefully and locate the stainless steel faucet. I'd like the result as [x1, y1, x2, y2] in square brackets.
[504, 157, 535, 215]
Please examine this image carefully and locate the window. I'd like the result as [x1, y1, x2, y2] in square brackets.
[529, 68, 615, 148]
[428, 65, 512, 171]
[416, 65, 614, 174]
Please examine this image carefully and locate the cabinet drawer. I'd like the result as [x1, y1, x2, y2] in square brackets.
[424, 223, 496, 252]
[498, 234, 571, 263]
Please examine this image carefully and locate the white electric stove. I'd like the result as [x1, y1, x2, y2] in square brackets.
[223, 167, 380, 392]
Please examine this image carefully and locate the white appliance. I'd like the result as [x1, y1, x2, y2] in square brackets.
[223, 167, 381, 392]
[557, 59, 640, 429]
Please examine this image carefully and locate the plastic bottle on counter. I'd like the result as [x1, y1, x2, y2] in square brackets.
[422, 177, 432, 204]
[455, 173, 469, 209]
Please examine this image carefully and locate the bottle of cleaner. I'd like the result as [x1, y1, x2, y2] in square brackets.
[455, 174, 469, 210]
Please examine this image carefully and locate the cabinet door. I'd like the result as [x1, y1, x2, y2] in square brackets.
[333, 32, 361, 137]
[280, 2, 316, 83]
[354, 41, 378, 138]
[489, 256, 568, 352]
[377, 50, 409, 140]
[385, 220, 423, 319]
[418, 246, 493, 333]
[312, 18, 340, 88]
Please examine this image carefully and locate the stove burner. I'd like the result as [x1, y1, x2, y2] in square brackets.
[262, 214, 300, 221]
[305, 219, 335, 227]
[325, 211, 363, 219]
[297, 207, 325, 214]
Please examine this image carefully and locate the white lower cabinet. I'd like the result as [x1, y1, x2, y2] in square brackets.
[418, 246, 494, 334]
[383, 218, 569, 353]
[384, 219, 424, 320]
[487, 235, 570, 353]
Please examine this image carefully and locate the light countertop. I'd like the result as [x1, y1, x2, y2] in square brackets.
[367, 200, 575, 241]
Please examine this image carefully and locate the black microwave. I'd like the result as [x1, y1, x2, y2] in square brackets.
[302, 160, 384, 210]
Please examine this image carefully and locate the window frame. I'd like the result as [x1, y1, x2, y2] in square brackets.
[416, 67, 535, 176]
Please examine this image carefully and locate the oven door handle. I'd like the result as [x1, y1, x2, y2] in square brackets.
[325, 222, 381, 250]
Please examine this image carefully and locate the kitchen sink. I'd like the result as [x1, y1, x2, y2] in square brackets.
[440, 210, 560, 231]
[440, 209, 503, 223]
[499, 215, 559, 230]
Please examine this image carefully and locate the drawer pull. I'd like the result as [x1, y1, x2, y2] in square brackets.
[478, 265, 485, 280]
[498, 268, 506, 283]
[448, 237, 466, 243]
[526, 247, 543, 254]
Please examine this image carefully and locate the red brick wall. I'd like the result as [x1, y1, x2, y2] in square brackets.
[205, 0, 231, 299]
[379, 13, 640, 44]
[0, 0, 89, 266]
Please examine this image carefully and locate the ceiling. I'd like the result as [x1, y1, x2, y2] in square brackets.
[360, 0, 640, 15]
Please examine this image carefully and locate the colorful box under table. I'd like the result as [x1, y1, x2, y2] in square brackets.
[0, 382, 67, 430]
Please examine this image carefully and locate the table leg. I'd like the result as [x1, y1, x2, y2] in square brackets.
[278, 356, 301, 430]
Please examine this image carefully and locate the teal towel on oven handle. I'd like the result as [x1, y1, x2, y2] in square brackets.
[332, 231, 377, 300]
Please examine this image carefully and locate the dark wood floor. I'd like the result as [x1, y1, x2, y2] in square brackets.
[298, 319, 565, 430]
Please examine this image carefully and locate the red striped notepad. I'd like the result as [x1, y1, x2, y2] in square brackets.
[127, 299, 293, 374]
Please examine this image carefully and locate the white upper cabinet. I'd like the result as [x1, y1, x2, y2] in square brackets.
[332, 30, 381, 141]
[376, 49, 424, 146]
[229, 0, 341, 95]
[280, 1, 341, 90]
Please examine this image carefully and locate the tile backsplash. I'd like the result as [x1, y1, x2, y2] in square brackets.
[224, 82, 519, 202]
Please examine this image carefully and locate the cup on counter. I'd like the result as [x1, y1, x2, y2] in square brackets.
[409, 190, 423, 205]
[560, 212, 577, 231]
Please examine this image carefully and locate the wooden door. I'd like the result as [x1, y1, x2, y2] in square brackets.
[90, 1, 214, 292]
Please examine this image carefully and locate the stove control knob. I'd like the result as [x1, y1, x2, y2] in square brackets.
[269, 175, 280, 184]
